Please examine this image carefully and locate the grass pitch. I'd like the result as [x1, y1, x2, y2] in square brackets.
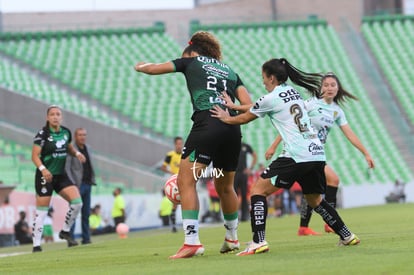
[1, 203, 413, 274]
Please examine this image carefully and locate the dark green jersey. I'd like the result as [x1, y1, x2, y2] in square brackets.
[172, 56, 244, 114]
[33, 126, 72, 175]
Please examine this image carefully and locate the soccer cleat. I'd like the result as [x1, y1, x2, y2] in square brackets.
[324, 224, 335, 233]
[236, 241, 269, 256]
[169, 244, 205, 259]
[338, 234, 360, 246]
[59, 230, 79, 247]
[220, 238, 240, 253]
[32, 246, 42, 253]
[297, 226, 322, 236]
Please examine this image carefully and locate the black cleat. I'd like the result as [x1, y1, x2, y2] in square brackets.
[32, 246, 42, 253]
[59, 230, 78, 247]
[82, 240, 92, 245]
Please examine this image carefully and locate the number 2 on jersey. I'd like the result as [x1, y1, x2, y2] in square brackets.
[290, 104, 308, 132]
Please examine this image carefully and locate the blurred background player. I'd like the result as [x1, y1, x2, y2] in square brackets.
[234, 142, 257, 221]
[89, 204, 114, 235]
[160, 136, 183, 176]
[14, 211, 32, 245]
[43, 207, 54, 243]
[385, 179, 406, 203]
[159, 189, 175, 231]
[201, 176, 222, 223]
[159, 136, 183, 233]
[111, 187, 126, 227]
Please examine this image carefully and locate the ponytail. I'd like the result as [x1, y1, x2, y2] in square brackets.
[262, 58, 323, 98]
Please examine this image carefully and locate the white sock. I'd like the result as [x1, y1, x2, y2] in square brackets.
[32, 208, 48, 247]
[224, 218, 238, 241]
[183, 219, 200, 245]
[62, 202, 82, 232]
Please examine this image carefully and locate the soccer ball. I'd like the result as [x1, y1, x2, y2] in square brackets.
[116, 223, 129, 238]
[164, 174, 180, 204]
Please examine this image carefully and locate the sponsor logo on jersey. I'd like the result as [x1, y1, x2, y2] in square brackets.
[55, 139, 66, 148]
[197, 56, 229, 69]
[209, 96, 226, 104]
[279, 89, 302, 103]
[202, 64, 229, 78]
[52, 152, 67, 158]
[308, 142, 325, 155]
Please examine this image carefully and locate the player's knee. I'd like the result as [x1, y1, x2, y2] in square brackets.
[327, 174, 340, 187]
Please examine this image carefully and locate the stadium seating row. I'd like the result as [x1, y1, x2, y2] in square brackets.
[361, 15, 414, 124]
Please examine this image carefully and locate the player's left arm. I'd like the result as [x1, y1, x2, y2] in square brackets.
[68, 143, 86, 163]
[340, 124, 375, 168]
[134, 61, 175, 75]
[210, 105, 257, 125]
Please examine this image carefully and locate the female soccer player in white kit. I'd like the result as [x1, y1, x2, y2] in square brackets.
[211, 58, 360, 256]
[265, 72, 375, 236]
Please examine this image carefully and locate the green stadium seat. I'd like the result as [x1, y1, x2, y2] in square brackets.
[361, 16, 414, 124]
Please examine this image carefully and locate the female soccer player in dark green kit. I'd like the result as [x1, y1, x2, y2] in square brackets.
[31, 105, 86, 252]
[135, 31, 252, 259]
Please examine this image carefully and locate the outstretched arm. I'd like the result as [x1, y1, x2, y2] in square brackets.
[210, 105, 257, 125]
[340, 124, 375, 168]
[134, 61, 175, 75]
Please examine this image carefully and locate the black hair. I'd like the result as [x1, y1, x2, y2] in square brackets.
[322, 72, 358, 104]
[262, 58, 323, 98]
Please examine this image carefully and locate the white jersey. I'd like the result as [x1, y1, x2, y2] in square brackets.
[304, 97, 348, 144]
[250, 83, 325, 163]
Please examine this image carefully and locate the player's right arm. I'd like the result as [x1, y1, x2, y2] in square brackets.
[134, 61, 175, 75]
[32, 144, 53, 182]
[160, 154, 173, 174]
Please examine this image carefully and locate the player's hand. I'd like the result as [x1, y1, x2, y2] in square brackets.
[134, 62, 146, 71]
[366, 154, 374, 169]
[41, 169, 53, 183]
[76, 152, 86, 163]
[210, 105, 230, 122]
[265, 147, 275, 160]
[219, 91, 236, 109]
